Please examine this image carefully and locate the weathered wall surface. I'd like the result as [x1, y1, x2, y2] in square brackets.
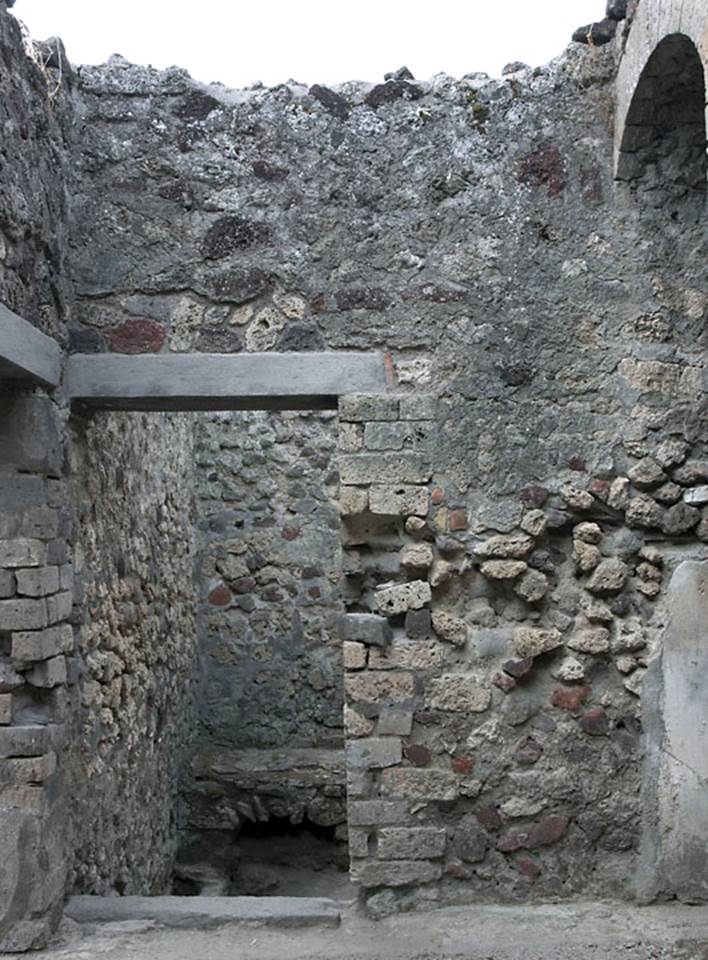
[66, 412, 197, 896]
[180, 410, 346, 873]
[0, 4, 74, 341]
[64, 4, 707, 912]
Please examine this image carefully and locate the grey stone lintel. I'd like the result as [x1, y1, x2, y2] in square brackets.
[65, 351, 388, 412]
[0, 303, 62, 388]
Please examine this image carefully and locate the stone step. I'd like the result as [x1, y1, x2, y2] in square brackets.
[65, 895, 342, 930]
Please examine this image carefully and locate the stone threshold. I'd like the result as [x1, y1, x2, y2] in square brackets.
[65, 895, 342, 929]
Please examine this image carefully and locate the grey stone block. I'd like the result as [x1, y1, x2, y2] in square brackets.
[0, 597, 48, 631]
[369, 484, 429, 517]
[339, 395, 399, 422]
[27, 656, 66, 689]
[341, 613, 393, 647]
[0, 725, 50, 758]
[351, 858, 442, 887]
[398, 395, 437, 420]
[339, 453, 432, 485]
[348, 799, 408, 826]
[0, 539, 47, 569]
[0, 569, 16, 597]
[46, 590, 73, 624]
[12, 625, 72, 662]
[346, 737, 402, 769]
[377, 827, 447, 860]
[15, 566, 60, 598]
[0, 392, 64, 477]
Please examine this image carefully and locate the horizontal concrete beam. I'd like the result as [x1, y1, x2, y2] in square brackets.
[0, 303, 62, 388]
[65, 352, 389, 412]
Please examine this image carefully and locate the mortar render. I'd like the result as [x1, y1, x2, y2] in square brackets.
[180, 410, 346, 879]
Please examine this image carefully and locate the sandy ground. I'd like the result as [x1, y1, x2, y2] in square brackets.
[26, 900, 708, 960]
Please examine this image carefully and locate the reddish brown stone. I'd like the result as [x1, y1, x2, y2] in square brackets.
[517, 143, 566, 198]
[308, 585, 321, 599]
[579, 706, 609, 737]
[493, 671, 516, 693]
[551, 685, 591, 712]
[451, 755, 476, 775]
[516, 857, 541, 880]
[502, 657, 533, 679]
[405, 744, 432, 767]
[431, 488, 445, 506]
[589, 478, 610, 500]
[383, 351, 395, 387]
[232, 576, 256, 594]
[476, 804, 502, 831]
[568, 455, 586, 472]
[519, 484, 549, 508]
[449, 509, 468, 532]
[281, 526, 300, 541]
[207, 583, 231, 607]
[497, 830, 528, 853]
[445, 859, 463, 876]
[527, 815, 568, 849]
[106, 318, 166, 354]
[515, 738, 543, 766]
[310, 293, 328, 313]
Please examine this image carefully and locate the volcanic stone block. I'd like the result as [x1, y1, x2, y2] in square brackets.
[343, 641, 367, 670]
[15, 567, 60, 598]
[377, 827, 446, 860]
[12, 624, 72, 662]
[0, 725, 50, 758]
[26, 656, 66, 689]
[341, 613, 393, 647]
[344, 671, 415, 704]
[348, 800, 408, 826]
[0, 694, 12, 725]
[513, 626, 563, 658]
[586, 558, 629, 594]
[346, 737, 402, 769]
[0, 598, 48, 631]
[369, 484, 429, 517]
[339, 395, 399, 422]
[368, 640, 442, 671]
[339, 454, 432, 485]
[399, 396, 436, 420]
[46, 590, 73, 625]
[0, 539, 47, 569]
[375, 580, 431, 615]
[351, 859, 442, 887]
[381, 767, 458, 801]
[425, 676, 491, 713]
[431, 610, 467, 647]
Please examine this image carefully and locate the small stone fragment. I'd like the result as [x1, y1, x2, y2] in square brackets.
[375, 580, 432, 615]
[580, 706, 608, 736]
[628, 457, 666, 489]
[654, 482, 682, 504]
[607, 477, 630, 510]
[586, 558, 629, 594]
[661, 502, 700, 535]
[473, 534, 534, 560]
[526, 815, 568, 848]
[429, 559, 455, 587]
[573, 540, 601, 573]
[612, 617, 646, 653]
[520, 510, 547, 537]
[514, 569, 548, 603]
[401, 543, 434, 570]
[573, 522, 602, 544]
[683, 485, 708, 506]
[431, 610, 467, 647]
[560, 484, 593, 510]
[481, 560, 527, 580]
[502, 657, 534, 679]
[513, 627, 563, 659]
[551, 685, 591, 711]
[493, 671, 516, 692]
[552, 656, 585, 682]
[625, 494, 664, 530]
[624, 668, 645, 696]
[567, 626, 610, 655]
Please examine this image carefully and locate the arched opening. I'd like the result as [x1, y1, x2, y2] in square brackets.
[617, 34, 706, 219]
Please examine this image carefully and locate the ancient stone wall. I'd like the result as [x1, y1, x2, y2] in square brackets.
[0, 5, 74, 342]
[66, 412, 197, 896]
[62, 17, 707, 911]
[179, 410, 346, 879]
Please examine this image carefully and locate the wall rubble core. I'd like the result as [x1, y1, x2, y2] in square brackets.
[0, 0, 706, 949]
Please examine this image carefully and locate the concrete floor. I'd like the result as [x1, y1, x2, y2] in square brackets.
[32, 900, 708, 960]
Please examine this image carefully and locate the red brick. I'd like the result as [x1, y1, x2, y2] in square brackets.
[551, 685, 591, 712]
[106, 318, 166, 354]
[449, 509, 468, 532]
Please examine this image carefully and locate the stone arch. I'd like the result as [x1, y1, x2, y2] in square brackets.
[615, 0, 707, 195]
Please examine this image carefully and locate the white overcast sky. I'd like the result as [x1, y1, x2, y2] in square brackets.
[13, 1, 604, 87]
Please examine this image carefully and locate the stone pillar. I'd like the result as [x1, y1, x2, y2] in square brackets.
[638, 558, 708, 902]
[0, 388, 71, 952]
[338, 394, 448, 911]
